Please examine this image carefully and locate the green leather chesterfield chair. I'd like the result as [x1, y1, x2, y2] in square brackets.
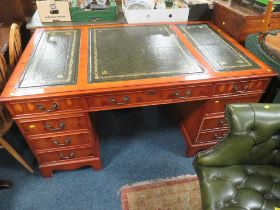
[194, 103, 280, 210]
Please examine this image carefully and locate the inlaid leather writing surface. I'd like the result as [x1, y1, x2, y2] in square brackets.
[88, 25, 203, 83]
[178, 24, 260, 71]
[19, 29, 80, 88]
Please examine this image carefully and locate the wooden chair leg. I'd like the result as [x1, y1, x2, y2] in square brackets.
[0, 137, 34, 173]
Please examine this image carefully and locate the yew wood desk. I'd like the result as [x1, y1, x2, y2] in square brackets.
[0, 22, 276, 177]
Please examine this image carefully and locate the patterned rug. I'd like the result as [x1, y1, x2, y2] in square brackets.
[120, 175, 201, 210]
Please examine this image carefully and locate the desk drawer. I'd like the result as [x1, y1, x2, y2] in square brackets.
[213, 79, 269, 96]
[201, 116, 228, 131]
[30, 132, 91, 151]
[86, 85, 211, 109]
[19, 115, 88, 135]
[196, 129, 229, 143]
[10, 97, 83, 116]
[204, 95, 260, 115]
[38, 147, 94, 163]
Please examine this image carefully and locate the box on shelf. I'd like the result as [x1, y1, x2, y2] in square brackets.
[36, 0, 72, 22]
[252, 0, 280, 12]
[236, 0, 280, 12]
[122, 0, 189, 23]
[69, 0, 118, 22]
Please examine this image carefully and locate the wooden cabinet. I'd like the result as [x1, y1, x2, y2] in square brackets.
[213, 0, 280, 43]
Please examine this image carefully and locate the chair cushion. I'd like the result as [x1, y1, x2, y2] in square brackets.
[198, 165, 280, 210]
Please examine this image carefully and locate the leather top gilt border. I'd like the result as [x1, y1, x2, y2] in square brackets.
[178, 24, 260, 71]
[19, 29, 80, 88]
[88, 25, 203, 83]
[0, 21, 276, 101]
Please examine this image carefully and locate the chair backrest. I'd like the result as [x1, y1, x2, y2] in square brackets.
[0, 54, 8, 90]
[9, 23, 22, 69]
[194, 103, 280, 167]
[0, 54, 12, 136]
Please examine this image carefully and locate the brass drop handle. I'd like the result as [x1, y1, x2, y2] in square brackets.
[44, 122, 65, 131]
[232, 85, 250, 94]
[37, 103, 59, 112]
[214, 133, 223, 140]
[218, 119, 227, 126]
[243, 84, 249, 92]
[58, 152, 75, 160]
[232, 85, 241, 93]
[109, 96, 129, 105]
[173, 90, 192, 99]
[52, 138, 71, 146]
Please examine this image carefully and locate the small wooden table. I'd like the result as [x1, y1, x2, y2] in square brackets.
[0, 22, 276, 177]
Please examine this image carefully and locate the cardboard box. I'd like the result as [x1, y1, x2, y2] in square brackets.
[36, 0, 71, 22]
[122, 0, 189, 24]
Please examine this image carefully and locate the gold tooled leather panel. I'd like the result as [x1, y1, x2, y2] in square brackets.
[178, 24, 260, 71]
[88, 25, 204, 83]
[19, 29, 80, 88]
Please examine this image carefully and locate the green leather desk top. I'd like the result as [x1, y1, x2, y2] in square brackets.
[19, 29, 80, 88]
[18, 23, 261, 88]
[88, 25, 203, 83]
[178, 24, 259, 71]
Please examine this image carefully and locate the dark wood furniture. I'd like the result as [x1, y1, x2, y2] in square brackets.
[213, 0, 280, 43]
[0, 0, 35, 24]
[0, 22, 276, 177]
[0, 24, 10, 55]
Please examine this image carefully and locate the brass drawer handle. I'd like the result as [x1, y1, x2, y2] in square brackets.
[58, 152, 75, 160]
[218, 119, 227, 126]
[52, 138, 71, 147]
[243, 85, 249, 92]
[232, 85, 242, 93]
[232, 85, 250, 94]
[214, 133, 223, 140]
[173, 90, 192, 99]
[37, 103, 58, 112]
[44, 122, 65, 131]
[109, 96, 129, 105]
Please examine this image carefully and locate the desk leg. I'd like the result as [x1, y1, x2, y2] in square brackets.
[175, 101, 206, 157]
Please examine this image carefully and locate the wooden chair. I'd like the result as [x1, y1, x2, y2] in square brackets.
[0, 54, 33, 173]
[8, 23, 22, 69]
[259, 0, 274, 41]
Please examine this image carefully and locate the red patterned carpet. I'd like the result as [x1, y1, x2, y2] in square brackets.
[121, 175, 201, 210]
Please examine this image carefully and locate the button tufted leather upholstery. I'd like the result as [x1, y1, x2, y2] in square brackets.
[193, 103, 280, 210]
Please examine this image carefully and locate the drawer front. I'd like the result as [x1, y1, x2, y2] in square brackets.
[196, 129, 229, 143]
[269, 17, 280, 30]
[213, 6, 243, 40]
[213, 5, 228, 28]
[86, 85, 212, 109]
[19, 115, 88, 135]
[38, 147, 94, 163]
[10, 97, 83, 115]
[242, 19, 264, 34]
[30, 132, 91, 151]
[222, 12, 243, 40]
[201, 116, 228, 131]
[213, 79, 269, 96]
[205, 95, 260, 115]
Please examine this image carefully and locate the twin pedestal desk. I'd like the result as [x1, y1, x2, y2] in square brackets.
[0, 22, 276, 177]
